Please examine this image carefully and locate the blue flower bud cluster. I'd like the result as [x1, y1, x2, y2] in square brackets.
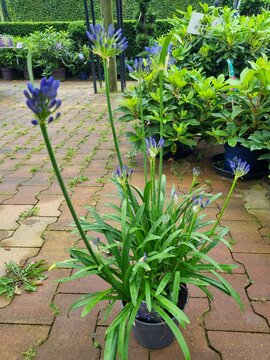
[229, 158, 251, 178]
[126, 57, 151, 74]
[145, 136, 165, 158]
[145, 42, 175, 65]
[113, 165, 133, 181]
[192, 195, 210, 211]
[86, 24, 128, 60]
[126, 57, 152, 81]
[24, 76, 61, 125]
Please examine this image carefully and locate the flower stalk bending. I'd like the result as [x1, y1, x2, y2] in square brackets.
[103, 58, 123, 169]
[24, 71, 125, 297]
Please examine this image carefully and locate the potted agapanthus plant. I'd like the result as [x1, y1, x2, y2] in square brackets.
[24, 25, 250, 360]
[207, 55, 270, 177]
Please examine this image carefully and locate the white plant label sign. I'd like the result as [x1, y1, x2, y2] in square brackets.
[186, 12, 204, 35]
[187, 12, 223, 35]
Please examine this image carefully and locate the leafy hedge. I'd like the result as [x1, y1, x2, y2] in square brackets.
[0, 21, 71, 36]
[4, 0, 211, 21]
[0, 20, 172, 59]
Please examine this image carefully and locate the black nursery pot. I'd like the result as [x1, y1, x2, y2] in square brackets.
[163, 143, 193, 160]
[224, 143, 268, 173]
[53, 68, 65, 82]
[1, 68, 14, 80]
[158, 142, 193, 160]
[132, 284, 188, 349]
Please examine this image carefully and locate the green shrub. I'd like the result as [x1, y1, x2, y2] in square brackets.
[5, 0, 85, 21]
[0, 20, 171, 59]
[0, 21, 71, 36]
[240, 0, 270, 15]
[4, 0, 212, 21]
[169, 4, 270, 76]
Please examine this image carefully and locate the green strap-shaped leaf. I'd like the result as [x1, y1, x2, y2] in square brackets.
[81, 289, 112, 317]
[211, 270, 243, 310]
[106, 302, 133, 335]
[153, 303, 191, 360]
[145, 278, 152, 312]
[104, 328, 118, 360]
[171, 271, 180, 305]
[155, 272, 172, 296]
[159, 34, 173, 69]
[155, 293, 190, 326]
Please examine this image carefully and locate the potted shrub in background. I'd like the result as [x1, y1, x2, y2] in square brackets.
[31, 27, 75, 80]
[0, 36, 15, 80]
[72, 45, 91, 80]
[207, 55, 270, 177]
[168, 4, 270, 77]
[24, 26, 250, 359]
[12, 36, 30, 79]
[119, 60, 227, 160]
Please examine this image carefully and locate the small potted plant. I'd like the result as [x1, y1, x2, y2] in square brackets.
[72, 45, 91, 80]
[119, 51, 228, 160]
[24, 27, 249, 360]
[32, 27, 74, 80]
[0, 36, 16, 80]
[207, 55, 270, 177]
[12, 36, 30, 79]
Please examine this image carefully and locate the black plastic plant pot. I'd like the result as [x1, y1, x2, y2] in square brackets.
[160, 142, 193, 161]
[1, 68, 14, 80]
[133, 316, 179, 349]
[224, 143, 268, 173]
[52, 68, 65, 82]
[132, 285, 188, 349]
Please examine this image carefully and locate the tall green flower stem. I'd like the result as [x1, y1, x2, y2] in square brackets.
[149, 158, 156, 208]
[103, 58, 123, 169]
[139, 80, 148, 183]
[39, 123, 125, 296]
[103, 58, 137, 216]
[209, 175, 239, 237]
[157, 70, 164, 210]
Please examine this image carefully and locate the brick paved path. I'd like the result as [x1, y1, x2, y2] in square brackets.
[0, 81, 269, 360]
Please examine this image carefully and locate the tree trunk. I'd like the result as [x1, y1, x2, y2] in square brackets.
[100, 0, 118, 92]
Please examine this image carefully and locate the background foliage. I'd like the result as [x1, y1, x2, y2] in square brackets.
[0, 20, 171, 59]
[3, 0, 212, 21]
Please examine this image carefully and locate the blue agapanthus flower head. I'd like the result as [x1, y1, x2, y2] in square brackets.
[86, 24, 128, 60]
[145, 136, 165, 158]
[192, 195, 210, 212]
[229, 157, 251, 178]
[145, 42, 175, 68]
[145, 43, 162, 57]
[24, 76, 61, 125]
[126, 57, 151, 80]
[113, 165, 133, 186]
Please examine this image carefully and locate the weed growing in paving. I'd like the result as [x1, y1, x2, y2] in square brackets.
[19, 207, 40, 220]
[49, 302, 60, 316]
[68, 176, 89, 187]
[64, 147, 76, 161]
[30, 166, 38, 174]
[22, 346, 37, 360]
[0, 260, 47, 298]
[22, 339, 46, 360]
